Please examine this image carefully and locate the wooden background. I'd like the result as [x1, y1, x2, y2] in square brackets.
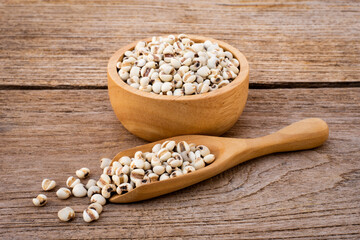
[1, 0, 359, 239]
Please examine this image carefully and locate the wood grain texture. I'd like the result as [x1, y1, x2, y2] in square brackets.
[1, 88, 359, 239]
[1, 0, 359, 88]
[1, 0, 359, 238]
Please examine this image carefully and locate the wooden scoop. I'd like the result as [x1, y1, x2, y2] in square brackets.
[109, 118, 329, 203]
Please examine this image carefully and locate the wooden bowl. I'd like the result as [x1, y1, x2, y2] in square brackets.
[107, 35, 249, 141]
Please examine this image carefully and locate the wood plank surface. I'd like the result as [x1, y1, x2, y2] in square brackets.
[1, 88, 359, 239]
[1, 0, 359, 239]
[1, 0, 359, 88]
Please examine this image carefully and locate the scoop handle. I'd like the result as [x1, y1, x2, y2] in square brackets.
[243, 118, 329, 160]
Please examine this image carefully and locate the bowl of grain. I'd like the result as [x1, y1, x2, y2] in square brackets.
[107, 34, 249, 141]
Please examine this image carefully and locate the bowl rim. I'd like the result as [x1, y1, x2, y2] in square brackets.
[107, 35, 249, 101]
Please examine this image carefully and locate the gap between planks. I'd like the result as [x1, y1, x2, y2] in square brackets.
[1, 82, 360, 91]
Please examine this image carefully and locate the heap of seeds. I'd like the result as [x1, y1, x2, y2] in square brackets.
[31, 140, 215, 223]
[117, 34, 240, 96]
[102, 140, 215, 196]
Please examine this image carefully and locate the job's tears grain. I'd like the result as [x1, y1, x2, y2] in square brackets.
[31, 140, 215, 223]
[99, 140, 215, 199]
[117, 34, 240, 96]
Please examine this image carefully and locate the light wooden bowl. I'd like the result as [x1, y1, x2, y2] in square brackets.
[107, 35, 249, 141]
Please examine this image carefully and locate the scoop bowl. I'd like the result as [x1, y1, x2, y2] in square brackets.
[109, 118, 329, 203]
[107, 35, 249, 141]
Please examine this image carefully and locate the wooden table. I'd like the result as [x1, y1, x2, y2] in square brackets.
[1, 0, 359, 239]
